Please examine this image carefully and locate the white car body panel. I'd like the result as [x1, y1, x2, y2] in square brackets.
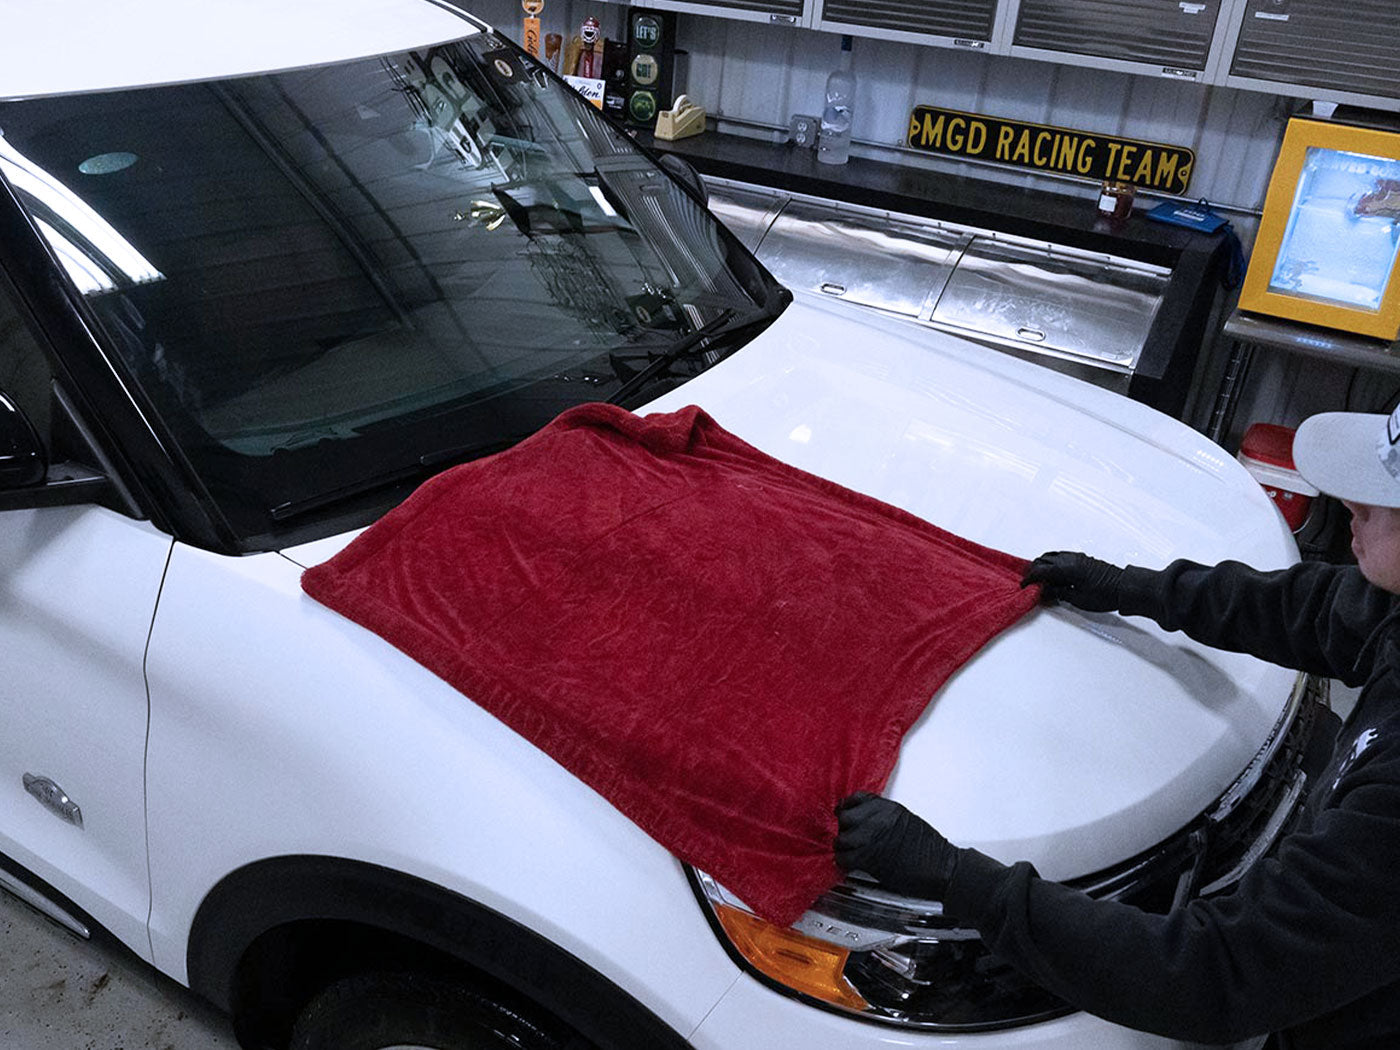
[0, 0, 477, 99]
[142, 541, 743, 1035]
[140, 287, 1289, 1049]
[285, 292, 1296, 880]
[637, 294, 1299, 878]
[0, 2, 1297, 1047]
[0, 505, 171, 954]
[172, 289, 1282, 1050]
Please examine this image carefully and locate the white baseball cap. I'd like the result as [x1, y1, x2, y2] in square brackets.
[1293, 406, 1400, 508]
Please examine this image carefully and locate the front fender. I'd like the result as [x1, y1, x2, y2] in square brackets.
[187, 854, 692, 1049]
[145, 543, 739, 1042]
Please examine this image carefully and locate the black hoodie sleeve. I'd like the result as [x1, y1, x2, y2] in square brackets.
[943, 722, 1400, 1043]
[1113, 559, 1396, 687]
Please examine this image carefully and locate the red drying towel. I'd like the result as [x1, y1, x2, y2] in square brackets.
[302, 403, 1037, 925]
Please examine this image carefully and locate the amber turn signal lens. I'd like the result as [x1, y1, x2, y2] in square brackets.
[712, 903, 870, 1011]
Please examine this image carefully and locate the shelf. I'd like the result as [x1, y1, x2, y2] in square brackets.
[1223, 309, 1400, 374]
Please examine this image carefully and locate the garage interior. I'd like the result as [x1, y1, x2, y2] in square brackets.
[452, 0, 1400, 564]
[3, 0, 1399, 1045]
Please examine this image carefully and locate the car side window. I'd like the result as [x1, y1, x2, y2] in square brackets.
[0, 277, 52, 450]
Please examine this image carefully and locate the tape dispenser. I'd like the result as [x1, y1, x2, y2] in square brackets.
[655, 95, 705, 141]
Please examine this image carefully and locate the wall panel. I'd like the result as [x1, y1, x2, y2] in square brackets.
[670, 12, 1295, 217]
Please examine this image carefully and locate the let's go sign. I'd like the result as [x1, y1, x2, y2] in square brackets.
[908, 106, 1194, 194]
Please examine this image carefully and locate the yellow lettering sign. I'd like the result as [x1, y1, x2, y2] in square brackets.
[1104, 141, 1122, 173]
[1053, 134, 1077, 171]
[1011, 130, 1031, 164]
[947, 116, 966, 152]
[1077, 138, 1095, 174]
[1133, 149, 1156, 184]
[1033, 130, 1051, 167]
[1115, 144, 1138, 181]
[927, 113, 946, 148]
[996, 124, 1015, 160]
[906, 106, 1193, 193]
[1156, 152, 1181, 187]
[967, 120, 987, 155]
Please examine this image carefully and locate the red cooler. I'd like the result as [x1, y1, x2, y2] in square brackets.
[1237, 423, 1318, 533]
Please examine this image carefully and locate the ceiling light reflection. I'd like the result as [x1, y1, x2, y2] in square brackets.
[35, 218, 114, 293]
[0, 133, 162, 287]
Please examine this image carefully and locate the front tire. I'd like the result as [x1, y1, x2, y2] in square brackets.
[288, 972, 575, 1050]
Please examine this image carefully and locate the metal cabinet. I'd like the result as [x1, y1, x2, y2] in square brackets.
[1006, 0, 1234, 84]
[757, 200, 970, 318]
[650, 0, 1399, 112]
[638, 0, 809, 28]
[813, 0, 1003, 50]
[705, 177, 1174, 399]
[928, 237, 1168, 374]
[1221, 0, 1400, 108]
[704, 184, 788, 251]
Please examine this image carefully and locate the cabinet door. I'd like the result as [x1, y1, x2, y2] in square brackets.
[816, 0, 1000, 47]
[1011, 0, 1226, 79]
[645, 0, 807, 28]
[1227, 0, 1400, 104]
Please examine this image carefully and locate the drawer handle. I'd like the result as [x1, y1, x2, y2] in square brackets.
[820, 282, 846, 296]
[1017, 327, 1047, 342]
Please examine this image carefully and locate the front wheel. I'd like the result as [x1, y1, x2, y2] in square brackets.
[288, 972, 576, 1050]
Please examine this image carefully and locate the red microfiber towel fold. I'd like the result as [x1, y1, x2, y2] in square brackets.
[302, 402, 1038, 924]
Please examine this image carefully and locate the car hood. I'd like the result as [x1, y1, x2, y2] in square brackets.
[285, 292, 1300, 881]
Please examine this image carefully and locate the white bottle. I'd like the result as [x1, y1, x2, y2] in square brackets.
[817, 35, 856, 166]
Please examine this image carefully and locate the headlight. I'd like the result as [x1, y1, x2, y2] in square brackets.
[689, 674, 1326, 1031]
[692, 867, 1071, 1028]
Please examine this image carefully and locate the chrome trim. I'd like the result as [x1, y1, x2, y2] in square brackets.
[696, 869, 981, 951]
[1208, 672, 1309, 824]
[1073, 672, 1318, 900]
[1199, 768, 1306, 897]
[22, 773, 83, 829]
[0, 868, 90, 939]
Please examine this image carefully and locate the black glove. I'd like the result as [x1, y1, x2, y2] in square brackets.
[1020, 551, 1124, 613]
[833, 792, 962, 900]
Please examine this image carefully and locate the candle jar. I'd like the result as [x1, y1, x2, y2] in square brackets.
[1097, 180, 1136, 222]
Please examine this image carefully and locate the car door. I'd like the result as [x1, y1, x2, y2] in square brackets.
[0, 278, 170, 956]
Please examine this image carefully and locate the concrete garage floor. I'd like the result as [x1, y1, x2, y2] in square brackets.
[0, 889, 236, 1049]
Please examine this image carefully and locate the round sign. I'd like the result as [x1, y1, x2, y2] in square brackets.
[521, 0, 544, 14]
[628, 90, 658, 123]
[630, 53, 659, 87]
[633, 14, 662, 49]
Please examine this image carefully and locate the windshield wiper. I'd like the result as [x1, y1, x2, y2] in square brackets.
[606, 306, 774, 407]
[267, 436, 522, 523]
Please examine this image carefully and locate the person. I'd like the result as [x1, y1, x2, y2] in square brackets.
[834, 407, 1400, 1050]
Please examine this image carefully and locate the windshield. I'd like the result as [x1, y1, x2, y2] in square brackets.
[0, 31, 783, 546]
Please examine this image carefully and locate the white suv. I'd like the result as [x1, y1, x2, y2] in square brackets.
[0, 2, 1316, 1048]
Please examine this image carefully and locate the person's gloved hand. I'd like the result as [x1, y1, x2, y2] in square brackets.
[1021, 551, 1124, 613]
[834, 792, 962, 900]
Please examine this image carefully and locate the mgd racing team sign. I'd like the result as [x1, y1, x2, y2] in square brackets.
[908, 106, 1195, 194]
